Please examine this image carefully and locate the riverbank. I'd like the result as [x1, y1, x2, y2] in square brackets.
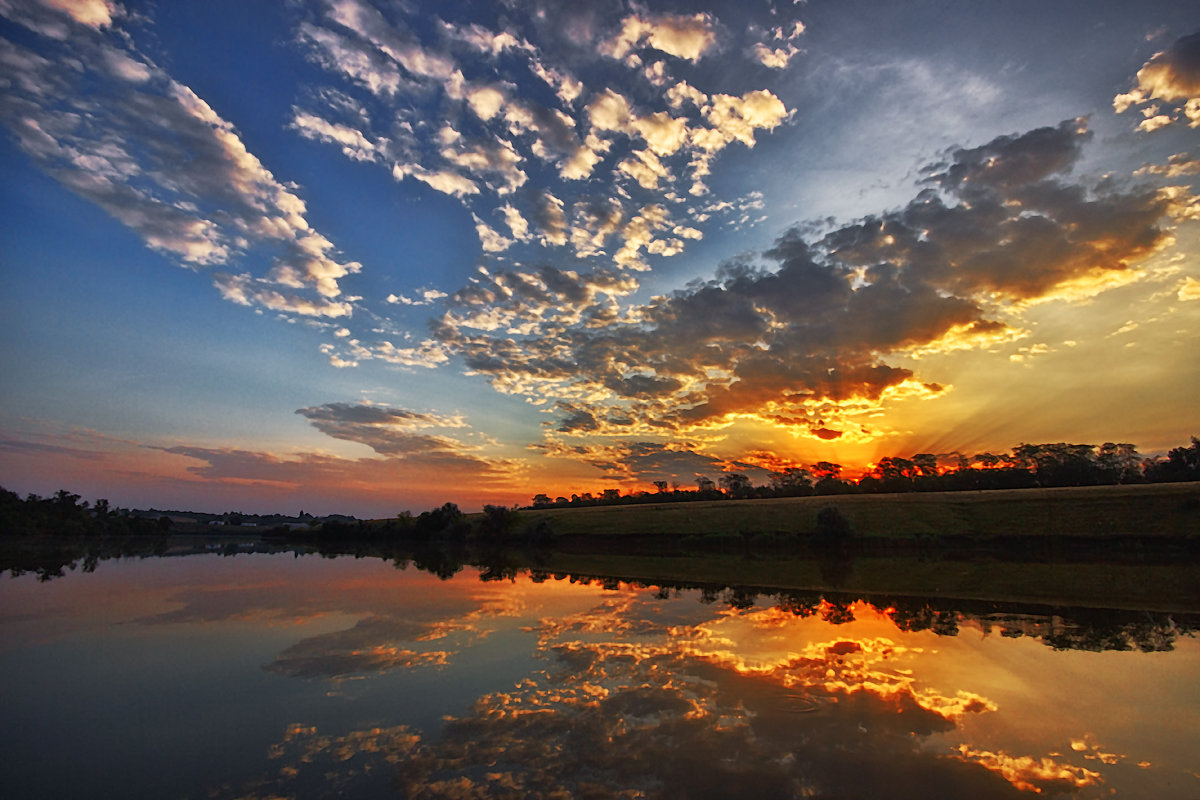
[510, 482, 1200, 542]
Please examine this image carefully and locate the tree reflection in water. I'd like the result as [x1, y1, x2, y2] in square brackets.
[4, 540, 1196, 799]
[211, 554, 1195, 799]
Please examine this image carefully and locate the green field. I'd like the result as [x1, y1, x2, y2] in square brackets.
[512, 482, 1200, 541]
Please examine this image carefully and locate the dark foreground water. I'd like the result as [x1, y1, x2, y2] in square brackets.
[1, 550, 1198, 799]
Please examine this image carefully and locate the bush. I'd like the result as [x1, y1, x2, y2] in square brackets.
[812, 505, 854, 549]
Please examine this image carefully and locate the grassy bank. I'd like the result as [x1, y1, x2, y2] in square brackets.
[510, 482, 1200, 541]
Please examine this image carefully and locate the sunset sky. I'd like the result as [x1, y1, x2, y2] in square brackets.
[2, 0, 1198, 516]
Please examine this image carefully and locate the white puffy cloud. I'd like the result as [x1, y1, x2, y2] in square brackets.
[751, 42, 799, 69]
[618, 148, 670, 189]
[500, 203, 531, 240]
[395, 162, 480, 197]
[601, 12, 718, 63]
[473, 214, 514, 252]
[292, 111, 381, 161]
[466, 84, 506, 120]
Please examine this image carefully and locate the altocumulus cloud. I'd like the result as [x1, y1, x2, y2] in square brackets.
[0, 0, 361, 318]
[431, 119, 1184, 448]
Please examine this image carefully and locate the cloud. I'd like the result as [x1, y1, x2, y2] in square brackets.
[440, 133, 527, 194]
[473, 214, 513, 252]
[1114, 31, 1200, 129]
[749, 18, 806, 68]
[531, 189, 568, 245]
[215, 274, 354, 318]
[324, 0, 457, 83]
[442, 20, 531, 58]
[0, 0, 118, 38]
[1134, 151, 1200, 178]
[465, 83, 506, 120]
[0, 17, 362, 318]
[438, 264, 638, 338]
[750, 42, 799, 69]
[600, 12, 718, 63]
[265, 615, 453, 678]
[532, 439, 777, 487]
[244, 593, 1038, 800]
[316, 336, 450, 369]
[291, 111, 381, 162]
[500, 202, 531, 240]
[161, 434, 522, 504]
[529, 57, 584, 106]
[298, 20, 404, 97]
[429, 120, 1179, 440]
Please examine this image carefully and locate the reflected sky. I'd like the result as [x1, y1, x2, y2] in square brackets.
[1, 552, 1197, 799]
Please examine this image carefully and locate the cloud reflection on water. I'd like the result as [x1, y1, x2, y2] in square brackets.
[222, 584, 1135, 799]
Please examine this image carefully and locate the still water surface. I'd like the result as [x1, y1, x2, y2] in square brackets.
[1, 550, 1198, 799]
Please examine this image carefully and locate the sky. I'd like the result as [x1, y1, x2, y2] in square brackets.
[1, 0, 1198, 516]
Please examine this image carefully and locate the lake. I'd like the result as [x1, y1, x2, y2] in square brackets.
[1, 546, 1198, 799]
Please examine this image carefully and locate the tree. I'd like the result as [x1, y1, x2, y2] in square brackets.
[975, 452, 1002, 469]
[696, 476, 716, 493]
[652, 480, 669, 494]
[1012, 443, 1100, 486]
[531, 493, 553, 508]
[477, 505, 517, 538]
[812, 461, 842, 480]
[911, 453, 938, 477]
[875, 457, 916, 482]
[1144, 436, 1200, 482]
[1097, 442, 1141, 484]
[770, 467, 812, 496]
[719, 472, 752, 499]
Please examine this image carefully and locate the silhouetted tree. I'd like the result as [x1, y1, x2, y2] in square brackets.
[1097, 442, 1142, 483]
[1144, 437, 1200, 482]
[719, 472, 753, 499]
[911, 453, 938, 477]
[770, 467, 813, 496]
[477, 505, 518, 539]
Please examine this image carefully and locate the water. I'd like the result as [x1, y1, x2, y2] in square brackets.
[1, 549, 1198, 799]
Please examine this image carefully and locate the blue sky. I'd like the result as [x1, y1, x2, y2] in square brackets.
[2, 0, 1198, 515]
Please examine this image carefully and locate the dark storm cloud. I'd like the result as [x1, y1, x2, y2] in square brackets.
[922, 118, 1091, 194]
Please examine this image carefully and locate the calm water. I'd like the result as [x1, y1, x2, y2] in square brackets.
[1, 550, 1198, 799]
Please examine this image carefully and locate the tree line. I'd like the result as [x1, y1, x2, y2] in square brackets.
[526, 436, 1200, 509]
[0, 487, 173, 537]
